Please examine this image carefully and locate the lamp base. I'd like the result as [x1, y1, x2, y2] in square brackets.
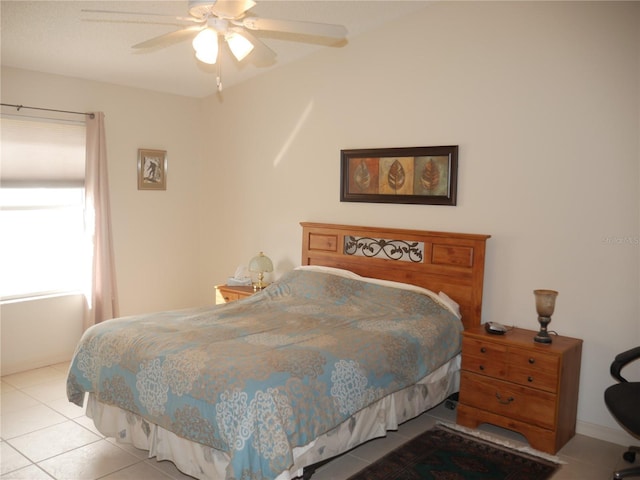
[534, 332, 553, 344]
[253, 272, 267, 290]
[534, 315, 553, 344]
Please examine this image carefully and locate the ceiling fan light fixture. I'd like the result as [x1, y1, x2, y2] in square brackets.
[193, 28, 219, 64]
[195, 48, 218, 64]
[226, 31, 254, 61]
[94, 0, 348, 86]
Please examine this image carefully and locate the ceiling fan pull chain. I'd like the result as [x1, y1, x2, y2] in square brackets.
[217, 58, 223, 92]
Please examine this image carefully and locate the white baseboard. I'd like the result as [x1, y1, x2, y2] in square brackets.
[577, 420, 636, 447]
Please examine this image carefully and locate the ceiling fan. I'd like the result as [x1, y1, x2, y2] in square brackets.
[83, 0, 348, 90]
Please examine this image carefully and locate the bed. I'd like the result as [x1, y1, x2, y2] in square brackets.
[66, 222, 490, 480]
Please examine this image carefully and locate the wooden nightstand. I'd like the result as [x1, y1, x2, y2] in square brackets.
[215, 285, 256, 304]
[457, 325, 582, 454]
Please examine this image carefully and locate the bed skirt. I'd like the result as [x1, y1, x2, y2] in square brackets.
[86, 354, 461, 480]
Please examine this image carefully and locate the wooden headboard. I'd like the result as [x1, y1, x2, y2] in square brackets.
[301, 222, 490, 330]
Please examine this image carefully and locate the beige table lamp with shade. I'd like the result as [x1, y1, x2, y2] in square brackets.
[249, 252, 273, 290]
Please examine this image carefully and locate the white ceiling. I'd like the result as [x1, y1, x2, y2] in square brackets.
[1, 0, 430, 98]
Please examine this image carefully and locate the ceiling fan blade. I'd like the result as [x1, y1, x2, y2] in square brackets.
[81, 9, 204, 24]
[211, 0, 257, 19]
[82, 8, 171, 17]
[242, 17, 347, 39]
[132, 26, 204, 49]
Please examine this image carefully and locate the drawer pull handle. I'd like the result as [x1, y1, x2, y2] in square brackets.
[495, 393, 514, 405]
[479, 365, 485, 371]
[480, 347, 487, 353]
[528, 358, 535, 364]
[528, 376, 534, 382]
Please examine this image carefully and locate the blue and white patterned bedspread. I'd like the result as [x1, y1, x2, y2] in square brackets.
[67, 269, 462, 479]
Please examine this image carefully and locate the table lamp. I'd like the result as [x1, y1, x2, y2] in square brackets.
[249, 252, 273, 290]
[533, 289, 558, 344]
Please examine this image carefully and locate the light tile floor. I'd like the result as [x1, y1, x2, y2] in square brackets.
[0, 363, 633, 479]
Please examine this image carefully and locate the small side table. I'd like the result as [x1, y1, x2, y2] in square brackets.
[215, 285, 256, 304]
[457, 325, 582, 454]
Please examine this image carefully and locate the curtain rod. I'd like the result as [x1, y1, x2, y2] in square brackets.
[0, 103, 95, 119]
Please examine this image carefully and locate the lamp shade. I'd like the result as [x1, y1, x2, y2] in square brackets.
[226, 31, 254, 61]
[192, 28, 219, 64]
[533, 289, 558, 344]
[533, 289, 558, 317]
[249, 252, 273, 274]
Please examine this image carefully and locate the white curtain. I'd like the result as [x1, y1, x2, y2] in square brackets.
[84, 112, 119, 329]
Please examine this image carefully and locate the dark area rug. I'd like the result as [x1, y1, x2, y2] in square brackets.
[346, 424, 561, 480]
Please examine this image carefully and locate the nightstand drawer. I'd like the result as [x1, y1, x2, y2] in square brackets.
[221, 291, 242, 302]
[462, 337, 508, 359]
[508, 365, 558, 393]
[508, 349, 558, 373]
[460, 371, 556, 430]
[507, 350, 559, 392]
[215, 285, 256, 304]
[461, 354, 507, 378]
[461, 337, 508, 378]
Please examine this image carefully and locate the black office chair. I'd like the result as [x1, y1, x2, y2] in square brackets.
[605, 346, 640, 480]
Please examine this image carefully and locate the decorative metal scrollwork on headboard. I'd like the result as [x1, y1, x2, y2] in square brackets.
[344, 236, 424, 263]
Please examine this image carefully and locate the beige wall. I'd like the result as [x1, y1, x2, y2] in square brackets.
[1, 0, 638, 446]
[1, 294, 85, 374]
[198, 2, 640, 444]
[1, 68, 204, 373]
[1, 68, 203, 315]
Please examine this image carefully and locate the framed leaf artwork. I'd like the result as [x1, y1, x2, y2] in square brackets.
[340, 146, 458, 205]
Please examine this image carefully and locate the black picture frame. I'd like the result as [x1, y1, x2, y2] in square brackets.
[340, 146, 458, 206]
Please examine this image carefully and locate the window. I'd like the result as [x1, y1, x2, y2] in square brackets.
[0, 116, 88, 300]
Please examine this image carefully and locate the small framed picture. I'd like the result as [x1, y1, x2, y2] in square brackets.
[137, 148, 167, 190]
